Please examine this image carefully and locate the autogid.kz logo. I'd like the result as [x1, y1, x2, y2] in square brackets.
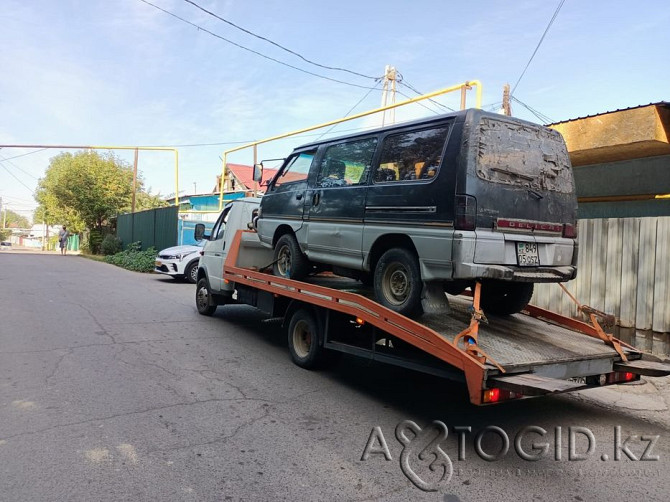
[360, 420, 660, 492]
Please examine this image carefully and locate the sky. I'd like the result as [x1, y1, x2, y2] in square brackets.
[1, 0, 669, 223]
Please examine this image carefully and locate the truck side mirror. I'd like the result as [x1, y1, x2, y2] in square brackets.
[252, 163, 263, 183]
[194, 223, 209, 241]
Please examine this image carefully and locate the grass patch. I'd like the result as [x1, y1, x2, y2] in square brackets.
[104, 242, 157, 273]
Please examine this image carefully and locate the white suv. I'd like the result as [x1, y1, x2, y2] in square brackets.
[154, 241, 205, 283]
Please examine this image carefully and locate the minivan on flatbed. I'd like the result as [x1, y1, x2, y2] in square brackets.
[255, 109, 578, 316]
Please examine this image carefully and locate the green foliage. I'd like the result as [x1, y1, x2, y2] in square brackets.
[100, 234, 123, 255]
[34, 150, 167, 233]
[87, 229, 104, 254]
[0, 228, 10, 241]
[2, 209, 30, 228]
[134, 190, 169, 211]
[36, 151, 133, 233]
[104, 241, 157, 272]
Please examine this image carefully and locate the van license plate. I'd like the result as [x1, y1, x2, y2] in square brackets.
[517, 242, 539, 266]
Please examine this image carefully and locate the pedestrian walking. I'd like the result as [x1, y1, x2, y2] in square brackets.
[58, 226, 70, 255]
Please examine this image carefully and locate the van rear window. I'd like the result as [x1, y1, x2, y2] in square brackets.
[476, 117, 573, 193]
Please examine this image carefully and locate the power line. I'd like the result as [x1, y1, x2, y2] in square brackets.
[399, 79, 456, 112]
[0, 154, 39, 180]
[0, 163, 35, 193]
[511, 0, 566, 96]
[315, 81, 382, 140]
[182, 0, 378, 81]
[396, 90, 443, 116]
[137, 0, 381, 90]
[511, 96, 554, 124]
[0, 148, 47, 161]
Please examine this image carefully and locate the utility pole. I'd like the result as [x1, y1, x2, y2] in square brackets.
[131, 148, 138, 213]
[0, 197, 4, 229]
[380, 65, 397, 126]
[502, 83, 512, 116]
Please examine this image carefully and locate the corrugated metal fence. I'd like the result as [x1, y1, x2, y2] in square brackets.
[116, 206, 178, 251]
[532, 217, 670, 356]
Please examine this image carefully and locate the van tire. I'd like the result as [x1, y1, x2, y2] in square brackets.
[196, 277, 217, 316]
[274, 233, 310, 280]
[374, 248, 423, 317]
[480, 281, 534, 315]
[287, 309, 324, 369]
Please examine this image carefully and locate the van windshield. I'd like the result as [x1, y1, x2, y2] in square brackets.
[475, 117, 573, 193]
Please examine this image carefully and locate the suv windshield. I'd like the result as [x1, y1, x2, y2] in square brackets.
[475, 117, 573, 193]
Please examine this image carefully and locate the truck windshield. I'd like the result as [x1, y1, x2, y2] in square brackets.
[475, 117, 573, 193]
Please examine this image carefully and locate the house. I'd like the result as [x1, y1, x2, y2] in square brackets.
[549, 102, 670, 218]
[531, 102, 670, 356]
[214, 163, 279, 193]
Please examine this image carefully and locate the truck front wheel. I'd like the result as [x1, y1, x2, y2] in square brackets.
[287, 309, 324, 369]
[196, 277, 217, 316]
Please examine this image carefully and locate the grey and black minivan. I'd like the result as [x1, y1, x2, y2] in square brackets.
[255, 109, 577, 316]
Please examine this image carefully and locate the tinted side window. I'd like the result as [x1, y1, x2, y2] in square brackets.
[374, 125, 450, 183]
[316, 138, 377, 188]
[273, 151, 316, 189]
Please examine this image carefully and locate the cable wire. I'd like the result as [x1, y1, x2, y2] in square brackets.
[511, 0, 566, 96]
[511, 96, 554, 124]
[314, 81, 382, 140]
[183, 0, 378, 81]
[396, 90, 443, 116]
[0, 148, 48, 162]
[0, 154, 39, 180]
[137, 0, 381, 90]
[399, 79, 456, 112]
[0, 163, 35, 193]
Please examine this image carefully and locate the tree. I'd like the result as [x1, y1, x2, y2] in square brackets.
[2, 209, 30, 229]
[34, 150, 158, 232]
[134, 190, 169, 211]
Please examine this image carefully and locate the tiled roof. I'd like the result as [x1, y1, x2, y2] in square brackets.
[226, 163, 279, 189]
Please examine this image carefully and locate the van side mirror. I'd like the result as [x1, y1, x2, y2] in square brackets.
[253, 163, 263, 182]
[194, 223, 209, 241]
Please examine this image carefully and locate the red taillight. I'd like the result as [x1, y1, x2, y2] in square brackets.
[605, 371, 639, 384]
[482, 387, 523, 404]
[455, 194, 477, 231]
[563, 223, 577, 238]
[483, 388, 500, 403]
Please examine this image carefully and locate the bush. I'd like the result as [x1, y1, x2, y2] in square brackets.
[100, 234, 123, 255]
[104, 241, 157, 272]
[87, 229, 104, 254]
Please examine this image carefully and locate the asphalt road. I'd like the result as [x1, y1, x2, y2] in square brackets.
[1, 251, 669, 502]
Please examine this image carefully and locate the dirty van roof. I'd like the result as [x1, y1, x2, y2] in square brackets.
[294, 108, 546, 150]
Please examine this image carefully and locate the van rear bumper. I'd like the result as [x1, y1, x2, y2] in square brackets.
[452, 231, 577, 283]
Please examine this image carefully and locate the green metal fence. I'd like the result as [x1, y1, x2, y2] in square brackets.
[116, 206, 178, 251]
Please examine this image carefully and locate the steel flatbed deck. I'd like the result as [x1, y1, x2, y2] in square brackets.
[222, 230, 668, 405]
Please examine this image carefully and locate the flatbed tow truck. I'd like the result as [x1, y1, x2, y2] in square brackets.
[196, 198, 670, 406]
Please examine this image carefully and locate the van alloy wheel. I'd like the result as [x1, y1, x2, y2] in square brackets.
[276, 244, 292, 277]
